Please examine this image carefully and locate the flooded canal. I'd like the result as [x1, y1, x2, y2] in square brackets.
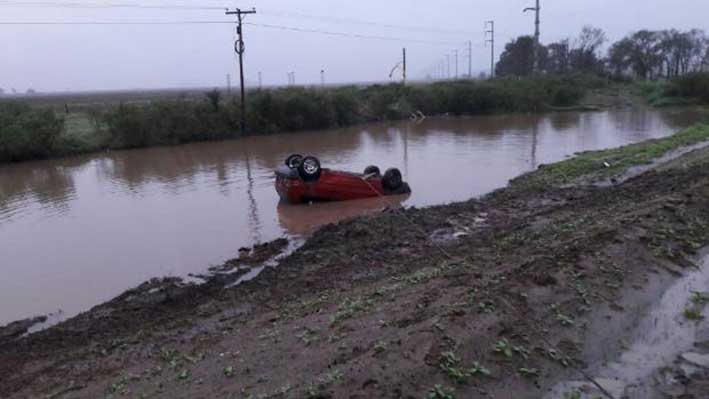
[0, 108, 704, 325]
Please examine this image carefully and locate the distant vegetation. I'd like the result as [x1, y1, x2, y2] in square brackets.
[0, 102, 64, 163]
[633, 72, 709, 106]
[496, 26, 709, 80]
[0, 75, 602, 163]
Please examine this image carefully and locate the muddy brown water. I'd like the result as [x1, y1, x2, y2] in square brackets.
[0, 108, 704, 326]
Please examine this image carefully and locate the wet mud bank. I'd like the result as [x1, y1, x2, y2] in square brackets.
[2, 126, 709, 399]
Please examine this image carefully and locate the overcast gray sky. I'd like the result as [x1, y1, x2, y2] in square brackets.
[1, 0, 708, 92]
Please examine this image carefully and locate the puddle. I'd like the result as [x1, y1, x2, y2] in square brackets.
[24, 310, 66, 336]
[598, 140, 709, 187]
[547, 250, 709, 399]
[227, 237, 304, 288]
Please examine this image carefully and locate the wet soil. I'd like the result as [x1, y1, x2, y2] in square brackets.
[2, 134, 709, 399]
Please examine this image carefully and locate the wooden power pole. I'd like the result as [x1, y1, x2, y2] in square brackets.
[402, 48, 407, 85]
[225, 6, 256, 135]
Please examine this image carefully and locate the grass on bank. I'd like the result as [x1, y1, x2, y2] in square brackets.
[1, 75, 602, 163]
[512, 123, 709, 189]
[634, 72, 709, 107]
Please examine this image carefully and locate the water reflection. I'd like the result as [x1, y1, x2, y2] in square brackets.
[277, 194, 410, 235]
[0, 108, 704, 325]
[0, 159, 82, 223]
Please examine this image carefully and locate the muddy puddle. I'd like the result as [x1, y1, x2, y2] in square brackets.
[0, 107, 705, 325]
[546, 250, 709, 399]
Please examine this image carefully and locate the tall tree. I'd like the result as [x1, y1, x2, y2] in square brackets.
[607, 38, 635, 78]
[611, 30, 662, 79]
[547, 39, 571, 74]
[570, 26, 607, 73]
[496, 36, 547, 77]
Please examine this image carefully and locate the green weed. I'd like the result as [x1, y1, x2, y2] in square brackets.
[427, 384, 455, 399]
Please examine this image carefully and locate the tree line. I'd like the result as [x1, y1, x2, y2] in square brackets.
[1, 76, 601, 163]
[496, 26, 709, 80]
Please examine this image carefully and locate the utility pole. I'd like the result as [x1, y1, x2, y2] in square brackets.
[226, 73, 231, 94]
[446, 54, 450, 79]
[467, 41, 472, 78]
[454, 49, 459, 79]
[402, 48, 407, 86]
[320, 69, 325, 88]
[225, 6, 256, 135]
[485, 20, 495, 78]
[524, 0, 540, 74]
[258, 71, 262, 89]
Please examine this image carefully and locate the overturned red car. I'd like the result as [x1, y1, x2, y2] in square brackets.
[275, 154, 411, 204]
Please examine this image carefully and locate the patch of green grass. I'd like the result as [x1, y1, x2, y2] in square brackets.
[328, 261, 466, 325]
[562, 390, 582, 399]
[297, 327, 320, 345]
[493, 339, 513, 358]
[512, 123, 709, 188]
[177, 369, 190, 380]
[374, 340, 387, 353]
[305, 370, 343, 398]
[108, 375, 130, 394]
[683, 307, 704, 320]
[331, 297, 375, 323]
[427, 384, 456, 399]
[438, 351, 491, 384]
[518, 367, 539, 377]
[691, 291, 709, 305]
[556, 313, 576, 326]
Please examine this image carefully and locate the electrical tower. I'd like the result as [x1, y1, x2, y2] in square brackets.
[467, 41, 472, 79]
[524, 0, 540, 73]
[225, 6, 256, 134]
[485, 21, 495, 79]
[446, 54, 450, 79]
[258, 71, 262, 89]
[454, 49, 458, 79]
[226, 73, 231, 94]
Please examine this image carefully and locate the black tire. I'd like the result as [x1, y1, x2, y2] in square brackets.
[382, 168, 403, 191]
[298, 156, 322, 182]
[363, 165, 381, 176]
[285, 154, 303, 169]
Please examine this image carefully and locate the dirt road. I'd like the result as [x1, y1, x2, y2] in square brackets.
[2, 125, 709, 399]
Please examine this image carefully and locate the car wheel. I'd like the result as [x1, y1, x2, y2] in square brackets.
[298, 156, 322, 182]
[285, 154, 303, 169]
[383, 168, 403, 190]
[363, 165, 381, 176]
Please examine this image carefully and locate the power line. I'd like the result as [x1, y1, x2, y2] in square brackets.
[243, 22, 464, 46]
[258, 9, 477, 37]
[0, 1, 225, 10]
[0, 20, 233, 24]
[0, 19, 469, 46]
[0, 2, 481, 38]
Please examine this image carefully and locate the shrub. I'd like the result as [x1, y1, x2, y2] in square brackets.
[2, 75, 603, 163]
[103, 98, 241, 149]
[0, 102, 64, 162]
[669, 72, 709, 103]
